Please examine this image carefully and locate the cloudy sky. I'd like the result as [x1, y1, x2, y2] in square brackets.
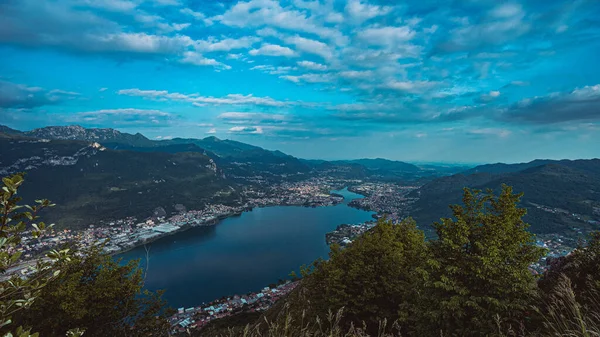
[1, 0, 599, 163]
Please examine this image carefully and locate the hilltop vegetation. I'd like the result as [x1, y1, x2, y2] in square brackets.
[1, 175, 172, 336]
[409, 159, 600, 234]
[0, 136, 237, 229]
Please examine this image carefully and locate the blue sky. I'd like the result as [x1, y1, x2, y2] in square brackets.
[1, 0, 599, 163]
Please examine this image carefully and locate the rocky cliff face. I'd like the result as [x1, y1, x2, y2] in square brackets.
[0, 139, 106, 175]
[24, 125, 154, 147]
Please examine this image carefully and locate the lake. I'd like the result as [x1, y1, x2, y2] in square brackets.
[117, 188, 374, 308]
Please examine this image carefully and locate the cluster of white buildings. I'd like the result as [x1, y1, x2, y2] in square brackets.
[170, 282, 298, 334]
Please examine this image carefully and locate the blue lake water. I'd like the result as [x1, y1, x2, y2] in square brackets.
[117, 188, 374, 308]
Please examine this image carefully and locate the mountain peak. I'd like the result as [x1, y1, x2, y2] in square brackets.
[203, 136, 221, 142]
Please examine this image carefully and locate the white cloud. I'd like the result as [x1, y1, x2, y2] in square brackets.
[180, 51, 231, 69]
[489, 3, 523, 19]
[77, 108, 171, 117]
[357, 26, 415, 46]
[206, 128, 217, 134]
[382, 80, 438, 93]
[468, 128, 511, 137]
[339, 70, 373, 79]
[214, 0, 347, 45]
[345, 0, 392, 23]
[48, 89, 80, 96]
[297, 60, 327, 71]
[508, 81, 530, 87]
[249, 44, 296, 57]
[280, 73, 333, 83]
[250, 65, 295, 74]
[194, 36, 259, 52]
[118, 88, 291, 107]
[133, 12, 190, 33]
[89, 32, 193, 54]
[284, 35, 332, 59]
[218, 112, 286, 123]
[325, 12, 344, 24]
[477, 90, 501, 102]
[256, 27, 281, 37]
[570, 84, 600, 100]
[180, 8, 213, 25]
[227, 53, 243, 59]
[228, 126, 264, 134]
[99, 87, 108, 92]
[441, 2, 529, 52]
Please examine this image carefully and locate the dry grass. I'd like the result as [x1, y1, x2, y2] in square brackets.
[211, 305, 402, 337]
[538, 275, 600, 337]
[200, 275, 600, 337]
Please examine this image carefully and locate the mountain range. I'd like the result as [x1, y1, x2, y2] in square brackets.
[1, 124, 463, 182]
[2, 124, 598, 236]
[0, 124, 461, 228]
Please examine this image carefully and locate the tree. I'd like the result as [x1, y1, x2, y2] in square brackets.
[417, 185, 546, 336]
[0, 173, 73, 336]
[284, 218, 430, 334]
[13, 244, 174, 337]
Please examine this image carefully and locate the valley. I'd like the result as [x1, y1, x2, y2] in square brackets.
[1, 124, 599, 334]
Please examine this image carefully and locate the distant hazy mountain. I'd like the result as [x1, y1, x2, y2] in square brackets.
[0, 134, 236, 228]
[336, 158, 421, 172]
[410, 159, 600, 235]
[462, 159, 564, 175]
[0, 125, 22, 135]
[307, 158, 469, 181]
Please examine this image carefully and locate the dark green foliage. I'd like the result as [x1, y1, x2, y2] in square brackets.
[417, 185, 546, 336]
[539, 232, 600, 308]
[270, 186, 548, 336]
[0, 137, 238, 228]
[13, 245, 173, 336]
[0, 174, 77, 336]
[283, 218, 429, 334]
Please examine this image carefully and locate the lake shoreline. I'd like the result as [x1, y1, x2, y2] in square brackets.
[111, 194, 352, 256]
[116, 188, 375, 308]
